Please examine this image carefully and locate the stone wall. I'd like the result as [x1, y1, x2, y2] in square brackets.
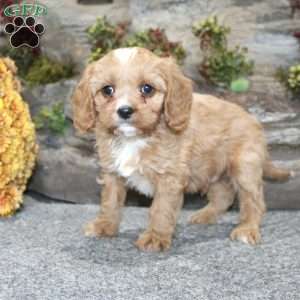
[41, 0, 300, 96]
[17, 0, 300, 208]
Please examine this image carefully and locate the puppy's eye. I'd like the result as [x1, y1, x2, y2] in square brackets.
[140, 84, 154, 96]
[102, 85, 114, 97]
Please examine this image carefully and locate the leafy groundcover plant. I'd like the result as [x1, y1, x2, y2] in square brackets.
[0, 47, 75, 86]
[34, 102, 69, 135]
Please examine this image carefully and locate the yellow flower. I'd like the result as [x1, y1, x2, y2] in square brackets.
[0, 58, 38, 217]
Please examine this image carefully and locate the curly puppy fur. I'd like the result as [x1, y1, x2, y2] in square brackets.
[72, 47, 292, 251]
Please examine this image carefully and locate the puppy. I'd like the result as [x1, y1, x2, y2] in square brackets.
[72, 47, 292, 251]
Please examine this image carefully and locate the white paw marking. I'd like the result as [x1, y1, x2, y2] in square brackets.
[238, 235, 250, 244]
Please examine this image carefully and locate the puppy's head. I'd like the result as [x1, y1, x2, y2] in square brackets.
[72, 47, 193, 136]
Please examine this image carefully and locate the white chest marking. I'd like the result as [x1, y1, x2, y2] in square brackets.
[113, 48, 137, 65]
[111, 137, 154, 197]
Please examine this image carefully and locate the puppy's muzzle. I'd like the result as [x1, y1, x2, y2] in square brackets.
[117, 105, 134, 120]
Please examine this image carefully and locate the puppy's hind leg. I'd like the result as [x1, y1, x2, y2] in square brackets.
[230, 151, 266, 245]
[189, 178, 235, 225]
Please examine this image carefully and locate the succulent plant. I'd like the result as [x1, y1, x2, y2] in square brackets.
[0, 47, 74, 86]
[34, 102, 69, 135]
[87, 17, 128, 62]
[193, 16, 254, 90]
[275, 64, 300, 98]
[124, 28, 186, 64]
[25, 56, 74, 86]
[287, 64, 300, 92]
[87, 17, 186, 64]
[192, 16, 230, 52]
[0, 57, 38, 216]
[200, 46, 254, 87]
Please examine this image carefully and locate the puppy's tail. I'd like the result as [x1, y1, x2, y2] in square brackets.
[263, 161, 294, 182]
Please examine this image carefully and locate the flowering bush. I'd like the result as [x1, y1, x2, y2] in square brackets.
[0, 58, 38, 216]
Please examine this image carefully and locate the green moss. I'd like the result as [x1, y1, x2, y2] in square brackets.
[34, 102, 69, 135]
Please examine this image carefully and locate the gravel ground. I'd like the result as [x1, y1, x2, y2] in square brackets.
[1, 196, 299, 300]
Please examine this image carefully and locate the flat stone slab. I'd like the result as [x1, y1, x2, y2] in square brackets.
[1, 196, 299, 300]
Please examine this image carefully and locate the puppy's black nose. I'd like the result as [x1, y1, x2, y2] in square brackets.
[117, 106, 134, 120]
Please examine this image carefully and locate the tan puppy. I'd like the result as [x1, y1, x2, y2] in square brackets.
[72, 47, 292, 251]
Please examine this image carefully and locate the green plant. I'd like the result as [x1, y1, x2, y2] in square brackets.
[192, 16, 230, 52]
[0, 46, 74, 85]
[201, 46, 254, 87]
[0, 46, 38, 78]
[124, 28, 186, 64]
[25, 56, 74, 86]
[34, 102, 69, 135]
[87, 17, 186, 64]
[193, 16, 254, 90]
[276, 64, 300, 96]
[87, 17, 128, 61]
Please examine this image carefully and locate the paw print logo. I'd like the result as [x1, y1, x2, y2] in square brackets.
[4, 16, 45, 48]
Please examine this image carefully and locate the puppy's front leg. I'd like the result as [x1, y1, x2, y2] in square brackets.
[135, 178, 184, 252]
[84, 174, 127, 237]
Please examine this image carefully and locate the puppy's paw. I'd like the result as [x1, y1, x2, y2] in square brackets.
[135, 230, 171, 252]
[189, 208, 217, 224]
[84, 218, 118, 238]
[230, 225, 261, 245]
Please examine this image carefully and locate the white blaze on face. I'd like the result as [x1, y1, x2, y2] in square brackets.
[113, 48, 139, 136]
[115, 96, 137, 136]
[113, 48, 138, 65]
[116, 96, 130, 110]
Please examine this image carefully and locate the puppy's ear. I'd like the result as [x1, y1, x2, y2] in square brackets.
[71, 63, 96, 133]
[162, 58, 193, 132]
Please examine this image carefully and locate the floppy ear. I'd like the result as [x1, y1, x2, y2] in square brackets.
[71, 63, 96, 133]
[163, 58, 193, 132]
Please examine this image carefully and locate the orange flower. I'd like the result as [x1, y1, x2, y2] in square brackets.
[0, 58, 38, 217]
